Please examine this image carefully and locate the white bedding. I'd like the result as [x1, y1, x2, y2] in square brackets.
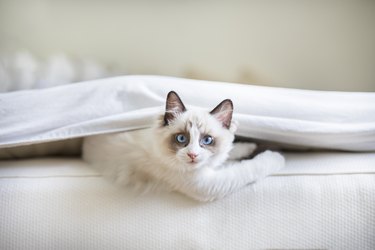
[1, 75, 375, 249]
[1, 153, 374, 250]
[1, 75, 375, 151]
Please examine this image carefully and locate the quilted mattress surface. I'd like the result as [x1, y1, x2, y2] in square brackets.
[1, 152, 374, 250]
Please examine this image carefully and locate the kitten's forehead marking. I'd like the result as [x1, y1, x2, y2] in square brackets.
[185, 121, 193, 131]
[185, 115, 208, 134]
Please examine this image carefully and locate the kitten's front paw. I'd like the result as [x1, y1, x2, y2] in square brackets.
[239, 142, 257, 155]
[229, 142, 257, 160]
[253, 150, 285, 176]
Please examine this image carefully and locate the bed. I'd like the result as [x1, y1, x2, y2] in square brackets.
[1, 76, 374, 249]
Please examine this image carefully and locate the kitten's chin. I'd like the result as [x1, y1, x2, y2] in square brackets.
[163, 158, 204, 172]
[181, 160, 207, 171]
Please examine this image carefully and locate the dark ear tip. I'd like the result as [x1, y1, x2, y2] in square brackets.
[224, 99, 233, 106]
[165, 90, 187, 115]
[167, 91, 178, 98]
[221, 99, 234, 110]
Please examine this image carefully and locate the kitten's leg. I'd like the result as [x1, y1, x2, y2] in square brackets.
[183, 150, 284, 202]
[228, 142, 257, 160]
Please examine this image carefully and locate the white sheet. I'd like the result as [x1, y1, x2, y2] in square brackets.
[1, 75, 375, 151]
[1, 154, 374, 250]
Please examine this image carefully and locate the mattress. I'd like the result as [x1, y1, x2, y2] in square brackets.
[1, 152, 374, 250]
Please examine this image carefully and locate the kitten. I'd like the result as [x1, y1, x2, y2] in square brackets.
[83, 91, 285, 201]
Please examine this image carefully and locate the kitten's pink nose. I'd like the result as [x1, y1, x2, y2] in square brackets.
[187, 152, 198, 160]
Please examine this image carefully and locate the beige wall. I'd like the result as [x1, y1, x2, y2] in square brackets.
[1, 0, 374, 91]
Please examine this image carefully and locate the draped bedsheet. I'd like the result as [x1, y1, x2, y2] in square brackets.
[1, 75, 374, 151]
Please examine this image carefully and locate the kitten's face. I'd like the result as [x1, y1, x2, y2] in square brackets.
[156, 91, 236, 171]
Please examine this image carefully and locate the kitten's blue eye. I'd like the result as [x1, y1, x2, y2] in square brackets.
[176, 134, 187, 143]
[201, 135, 213, 145]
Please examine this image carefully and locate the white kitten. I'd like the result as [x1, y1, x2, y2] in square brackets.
[83, 91, 285, 201]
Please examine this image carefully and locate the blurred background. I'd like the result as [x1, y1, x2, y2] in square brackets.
[0, 0, 374, 92]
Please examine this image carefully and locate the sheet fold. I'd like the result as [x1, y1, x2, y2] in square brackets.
[1, 75, 374, 151]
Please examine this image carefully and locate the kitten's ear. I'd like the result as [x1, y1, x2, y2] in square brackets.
[164, 91, 187, 125]
[210, 99, 233, 129]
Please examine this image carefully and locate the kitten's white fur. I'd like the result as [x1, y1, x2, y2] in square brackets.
[83, 92, 285, 201]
